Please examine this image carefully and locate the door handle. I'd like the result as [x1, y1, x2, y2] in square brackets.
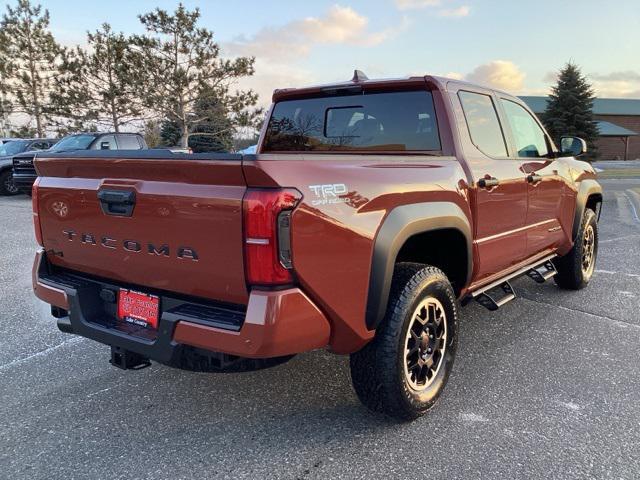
[526, 174, 543, 184]
[478, 177, 499, 189]
[97, 189, 136, 217]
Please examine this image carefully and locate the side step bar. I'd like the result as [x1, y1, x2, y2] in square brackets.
[526, 260, 557, 283]
[474, 281, 516, 311]
[469, 254, 557, 311]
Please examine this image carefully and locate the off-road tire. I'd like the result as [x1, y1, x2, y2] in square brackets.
[350, 262, 458, 421]
[554, 208, 598, 290]
[0, 169, 19, 196]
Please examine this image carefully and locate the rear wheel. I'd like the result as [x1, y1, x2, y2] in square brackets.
[554, 208, 598, 290]
[0, 169, 19, 196]
[350, 263, 458, 420]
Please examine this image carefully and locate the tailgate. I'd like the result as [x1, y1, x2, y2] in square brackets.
[35, 152, 249, 305]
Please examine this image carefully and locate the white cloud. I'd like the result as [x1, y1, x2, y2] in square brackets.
[395, 0, 441, 10]
[224, 5, 405, 62]
[542, 69, 640, 98]
[437, 5, 470, 17]
[445, 71, 464, 80]
[590, 71, 640, 82]
[586, 71, 640, 98]
[394, 0, 470, 17]
[590, 80, 640, 98]
[465, 60, 525, 91]
[234, 60, 315, 109]
[223, 5, 411, 107]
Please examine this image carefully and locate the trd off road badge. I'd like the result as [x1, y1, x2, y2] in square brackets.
[308, 183, 348, 206]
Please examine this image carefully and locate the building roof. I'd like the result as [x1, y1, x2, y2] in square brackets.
[595, 120, 638, 137]
[519, 96, 640, 116]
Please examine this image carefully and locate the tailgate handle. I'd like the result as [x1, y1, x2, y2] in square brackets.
[97, 189, 136, 217]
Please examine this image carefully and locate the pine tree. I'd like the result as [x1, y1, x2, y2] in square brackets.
[189, 86, 234, 152]
[159, 119, 182, 147]
[0, 32, 12, 136]
[541, 63, 599, 158]
[133, 4, 262, 147]
[0, 0, 62, 137]
[51, 24, 145, 132]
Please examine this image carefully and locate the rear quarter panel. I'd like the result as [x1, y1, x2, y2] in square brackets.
[244, 154, 471, 353]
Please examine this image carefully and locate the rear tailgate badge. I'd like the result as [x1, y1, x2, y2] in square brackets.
[51, 201, 69, 218]
[61, 229, 199, 260]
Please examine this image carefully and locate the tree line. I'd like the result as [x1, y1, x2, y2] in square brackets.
[0, 0, 262, 150]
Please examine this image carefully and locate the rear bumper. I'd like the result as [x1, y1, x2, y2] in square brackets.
[32, 249, 331, 362]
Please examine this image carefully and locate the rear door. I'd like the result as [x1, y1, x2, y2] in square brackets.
[452, 86, 529, 281]
[497, 97, 569, 256]
[35, 152, 249, 305]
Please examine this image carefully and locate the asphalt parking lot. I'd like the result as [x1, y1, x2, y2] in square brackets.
[1, 177, 639, 479]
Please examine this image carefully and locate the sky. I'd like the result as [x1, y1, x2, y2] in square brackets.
[17, 0, 640, 107]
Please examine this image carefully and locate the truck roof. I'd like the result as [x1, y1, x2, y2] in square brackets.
[64, 132, 142, 137]
[271, 71, 516, 103]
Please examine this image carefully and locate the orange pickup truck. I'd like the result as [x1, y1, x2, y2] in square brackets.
[32, 71, 601, 420]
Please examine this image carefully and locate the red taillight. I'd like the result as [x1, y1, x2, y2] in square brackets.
[32, 177, 43, 247]
[243, 188, 301, 286]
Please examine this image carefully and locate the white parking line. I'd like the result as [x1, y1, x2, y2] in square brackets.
[0, 337, 84, 373]
[600, 234, 640, 244]
[595, 269, 640, 279]
[86, 387, 112, 398]
[624, 191, 640, 222]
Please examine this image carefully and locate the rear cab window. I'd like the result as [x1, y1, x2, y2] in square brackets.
[458, 91, 508, 158]
[262, 90, 441, 153]
[93, 135, 117, 150]
[117, 135, 143, 150]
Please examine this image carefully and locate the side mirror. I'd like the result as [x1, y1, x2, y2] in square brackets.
[100, 141, 111, 150]
[560, 136, 587, 157]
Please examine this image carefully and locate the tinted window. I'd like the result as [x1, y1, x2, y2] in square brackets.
[458, 91, 507, 158]
[0, 140, 29, 156]
[52, 134, 97, 151]
[500, 99, 549, 158]
[28, 141, 50, 151]
[117, 135, 142, 149]
[93, 135, 117, 150]
[263, 90, 441, 152]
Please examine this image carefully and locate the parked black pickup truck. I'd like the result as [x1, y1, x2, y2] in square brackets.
[0, 138, 57, 195]
[12, 132, 147, 194]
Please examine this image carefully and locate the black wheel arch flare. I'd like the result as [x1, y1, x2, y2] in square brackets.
[365, 202, 473, 330]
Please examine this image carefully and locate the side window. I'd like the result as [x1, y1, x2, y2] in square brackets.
[28, 142, 46, 151]
[93, 135, 117, 150]
[500, 99, 549, 158]
[117, 135, 142, 149]
[458, 91, 508, 158]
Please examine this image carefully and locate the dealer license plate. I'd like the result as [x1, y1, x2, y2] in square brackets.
[117, 289, 160, 329]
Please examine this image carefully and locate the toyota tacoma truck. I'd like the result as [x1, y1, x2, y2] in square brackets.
[31, 72, 602, 420]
